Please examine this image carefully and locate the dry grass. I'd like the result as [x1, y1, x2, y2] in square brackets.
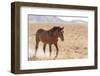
[28, 23, 88, 61]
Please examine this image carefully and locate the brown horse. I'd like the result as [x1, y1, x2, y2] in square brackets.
[35, 26, 64, 59]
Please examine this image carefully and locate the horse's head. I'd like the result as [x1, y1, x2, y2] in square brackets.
[53, 26, 64, 41]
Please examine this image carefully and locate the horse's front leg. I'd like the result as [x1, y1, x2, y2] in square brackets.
[43, 43, 46, 54]
[54, 43, 59, 59]
[49, 44, 52, 56]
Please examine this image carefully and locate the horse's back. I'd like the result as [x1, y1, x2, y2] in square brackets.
[36, 29, 45, 35]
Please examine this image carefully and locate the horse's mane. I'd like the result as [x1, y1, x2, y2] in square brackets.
[50, 27, 60, 31]
[48, 26, 60, 36]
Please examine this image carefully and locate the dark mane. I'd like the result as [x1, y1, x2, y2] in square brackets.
[48, 26, 60, 36]
[51, 26, 60, 31]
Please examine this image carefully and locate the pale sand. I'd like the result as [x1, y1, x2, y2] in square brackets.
[28, 23, 88, 61]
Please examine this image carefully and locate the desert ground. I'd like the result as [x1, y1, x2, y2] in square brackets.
[28, 22, 88, 61]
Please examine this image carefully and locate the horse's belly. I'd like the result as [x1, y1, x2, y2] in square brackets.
[40, 38, 58, 44]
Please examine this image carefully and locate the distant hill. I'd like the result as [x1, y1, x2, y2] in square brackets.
[71, 20, 88, 23]
[29, 15, 65, 23]
[29, 15, 87, 24]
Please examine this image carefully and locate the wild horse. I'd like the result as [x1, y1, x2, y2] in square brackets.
[35, 26, 64, 59]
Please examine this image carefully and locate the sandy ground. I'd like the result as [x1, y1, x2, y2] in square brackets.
[28, 23, 88, 61]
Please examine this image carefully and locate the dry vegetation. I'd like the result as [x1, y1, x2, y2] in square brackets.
[28, 23, 88, 61]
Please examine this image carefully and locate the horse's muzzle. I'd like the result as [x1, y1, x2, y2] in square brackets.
[61, 38, 64, 41]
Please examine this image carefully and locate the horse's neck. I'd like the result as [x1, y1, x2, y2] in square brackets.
[48, 30, 58, 39]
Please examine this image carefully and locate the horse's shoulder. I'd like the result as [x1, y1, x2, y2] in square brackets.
[47, 30, 53, 37]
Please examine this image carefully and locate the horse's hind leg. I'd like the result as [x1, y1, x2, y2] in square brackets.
[35, 41, 39, 57]
[54, 43, 59, 59]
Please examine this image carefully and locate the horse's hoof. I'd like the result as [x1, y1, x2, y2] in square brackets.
[33, 55, 36, 58]
[53, 56, 57, 60]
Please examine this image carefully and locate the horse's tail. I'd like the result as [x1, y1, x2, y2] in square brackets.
[36, 29, 45, 43]
[36, 32, 40, 42]
[35, 30, 41, 56]
[36, 29, 42, 42]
